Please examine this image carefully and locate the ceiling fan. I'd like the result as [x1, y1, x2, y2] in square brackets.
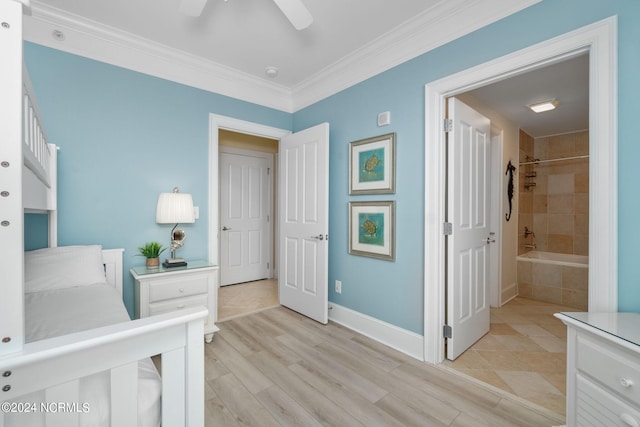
[179, 0, 313, 30]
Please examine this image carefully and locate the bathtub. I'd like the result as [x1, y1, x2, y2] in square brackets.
[517, 251, 588, 268]
[517, 251, 588, 309]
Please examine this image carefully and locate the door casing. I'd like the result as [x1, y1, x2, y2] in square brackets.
[424, 17, 618, 364]
[208, 115, 291, 317]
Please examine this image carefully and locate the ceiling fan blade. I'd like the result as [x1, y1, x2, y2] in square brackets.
[272, 0, 313, 30]
[179, 0, 208, 17]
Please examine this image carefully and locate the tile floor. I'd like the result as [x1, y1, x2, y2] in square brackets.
[443, 297, 575, 417]
[218, 279, 279, 321]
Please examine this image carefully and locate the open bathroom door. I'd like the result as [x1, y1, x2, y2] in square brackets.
[446, 97, 492, 360]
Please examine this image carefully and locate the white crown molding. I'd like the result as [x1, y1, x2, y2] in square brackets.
[22, 0, 540, 114]
[291, 0, 541, 111]
[23, 1, 294, 112]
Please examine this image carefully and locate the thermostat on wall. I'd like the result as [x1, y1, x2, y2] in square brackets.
[377, 111, 391, 126]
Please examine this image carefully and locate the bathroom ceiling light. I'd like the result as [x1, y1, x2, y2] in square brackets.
[528, 99, 558, 113]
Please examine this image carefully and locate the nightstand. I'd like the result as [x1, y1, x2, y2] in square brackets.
[556, 312, 640, 426]
[131, 261, 219, 343]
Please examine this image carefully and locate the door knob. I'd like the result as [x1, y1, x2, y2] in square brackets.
[222, 226, 232, 231]
[486, 237, 496, 244]
[311, 234, 324, 240]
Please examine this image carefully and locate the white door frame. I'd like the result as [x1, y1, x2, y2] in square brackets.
[208, 114, 290, 279]
[489, 129, 503, 308]
[424, 17, 618, 364]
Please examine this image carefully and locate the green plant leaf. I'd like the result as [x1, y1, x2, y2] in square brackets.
[136, 241, 167, 258]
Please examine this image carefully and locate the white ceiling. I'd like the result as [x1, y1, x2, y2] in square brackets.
[467, 53, 589, 137]
[23, 0, 546, 112]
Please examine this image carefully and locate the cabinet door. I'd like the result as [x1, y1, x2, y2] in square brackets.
[576, 374, 640, 426]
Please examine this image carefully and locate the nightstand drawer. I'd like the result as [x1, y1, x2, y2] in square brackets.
[577, 374, 640, 427]
[149, 276, 209, 302]
[149, 294, 209, 316]
[577, 334, 640, 403]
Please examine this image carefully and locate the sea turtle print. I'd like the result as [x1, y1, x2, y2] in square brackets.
[361, 218, 378, 238]
[362, 152, 382, 174]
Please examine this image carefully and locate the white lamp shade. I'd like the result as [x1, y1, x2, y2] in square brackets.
[156, 191, 195, 224]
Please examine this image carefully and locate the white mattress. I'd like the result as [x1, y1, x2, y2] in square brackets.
[14, 283, 162, 427]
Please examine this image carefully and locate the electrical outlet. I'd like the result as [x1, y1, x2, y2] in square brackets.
[335, 280, 342, 294]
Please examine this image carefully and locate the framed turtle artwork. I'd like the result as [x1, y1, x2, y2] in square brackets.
[349, 133, 396, 195]
[349, 201, 395, 261]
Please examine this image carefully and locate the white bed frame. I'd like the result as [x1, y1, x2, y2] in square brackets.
[0, 1, 207, 425]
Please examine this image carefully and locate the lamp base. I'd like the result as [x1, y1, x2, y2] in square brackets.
[163, 258, 187, 268]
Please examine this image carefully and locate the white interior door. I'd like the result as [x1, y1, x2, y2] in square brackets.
[279, 123, 329, 324]
[446, 97, 492, 360]
[220, 151, 270, 286]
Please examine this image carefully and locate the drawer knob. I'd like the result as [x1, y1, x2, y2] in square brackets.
[620, 378, 634, 388]
[177, 304, 186, 309]
[621, 413, 639, 427]
[179, 288, 185, 293]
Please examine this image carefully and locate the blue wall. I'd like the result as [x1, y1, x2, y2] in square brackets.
[24, 214, 48, 250]
[24, 43, 291, 315]
[25, 0, 640, 331]
[293, 0, 640, 333]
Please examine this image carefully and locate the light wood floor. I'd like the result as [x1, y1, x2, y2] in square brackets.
[204, 306, 565, 426]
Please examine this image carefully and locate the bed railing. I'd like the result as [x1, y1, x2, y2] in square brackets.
[0, 307, 207, 427]
[22, 68, 51, 189]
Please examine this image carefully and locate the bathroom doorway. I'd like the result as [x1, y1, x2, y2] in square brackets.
[468, 53, 590, 310]
[444, 53, 589, 417]
[424, 18, 618, 417]
[446, 54, 590, 331]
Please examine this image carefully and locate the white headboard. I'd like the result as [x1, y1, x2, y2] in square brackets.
[102, 248, 124, 296]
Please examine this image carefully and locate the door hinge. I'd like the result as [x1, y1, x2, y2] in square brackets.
[267, 215, 270, 223]
[267, 167, 270, 175]
[444, 118, 453, 133]
[443, 222, 453, 236]
[267, 262, 270, 270]
[443, 324, 452, 339]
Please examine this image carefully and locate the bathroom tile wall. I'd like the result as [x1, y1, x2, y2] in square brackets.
[518, 130, 535, 254]
[518, 130, 589, 255]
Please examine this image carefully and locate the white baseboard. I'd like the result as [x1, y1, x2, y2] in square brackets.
[501, 282, 518, 306]
[328, 303, 424, 361]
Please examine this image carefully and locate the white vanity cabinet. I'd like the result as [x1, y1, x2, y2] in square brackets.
[556, 312, 640, 427]
[131, 261, 219, 343]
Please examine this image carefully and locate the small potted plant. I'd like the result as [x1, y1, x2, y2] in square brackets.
[137, 242, 166, 268]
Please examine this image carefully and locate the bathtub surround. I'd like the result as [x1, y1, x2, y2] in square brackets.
[519, 130, 536, 254]
[518, 130, 589, 256]
[517, 130, 589, 309]
[517, 251, 588, 309]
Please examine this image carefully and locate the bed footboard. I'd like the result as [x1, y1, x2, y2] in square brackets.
[0, 307, 207, 427]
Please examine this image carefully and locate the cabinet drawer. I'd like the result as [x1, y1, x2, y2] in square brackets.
[577, 334, 640, 403]
[577, 374, 640, 427]
[149, 294, 209, 316]
[148, 275, 209, 302]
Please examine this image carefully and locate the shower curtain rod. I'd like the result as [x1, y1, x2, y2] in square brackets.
[519, 154, 589, 166]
